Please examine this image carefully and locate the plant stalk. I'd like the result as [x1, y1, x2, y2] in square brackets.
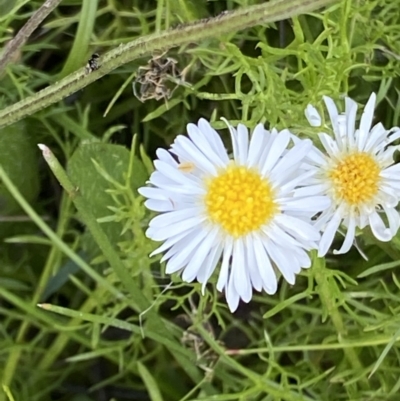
[0, 0, 338, 129]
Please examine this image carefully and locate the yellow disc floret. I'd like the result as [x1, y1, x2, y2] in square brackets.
[205, 165, 277, 237]
[329, 152, 380, 205]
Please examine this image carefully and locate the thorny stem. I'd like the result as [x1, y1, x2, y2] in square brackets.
[0, 0, 338, 130]
[0, 0, 63, 74]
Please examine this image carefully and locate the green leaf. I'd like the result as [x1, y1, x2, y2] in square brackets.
[0, 122, 39, 214]
[169, 0, 207, 22]
[0, 0, 17, 16]
[138, 362, 164, 401]
[263, 291, 311, 319]
[368, 324, 400, 379]
[67, 142, 147, 249]
[142, 98, 181, 122]
[357, 260, 400, 278]
[60, 0, 99, 77]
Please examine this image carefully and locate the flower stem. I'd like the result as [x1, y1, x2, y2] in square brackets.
[37, 144, 148, 310]
[0, 0, 338, 130]
[312, 254, 369, 391]
[0, 0, 63, 75]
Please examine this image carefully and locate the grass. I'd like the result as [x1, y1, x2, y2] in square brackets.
[1, 0, 400, 400]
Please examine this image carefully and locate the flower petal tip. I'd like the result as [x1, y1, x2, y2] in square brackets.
[304, 104, 322, 127]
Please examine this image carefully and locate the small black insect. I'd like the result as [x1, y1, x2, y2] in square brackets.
[85, 53, 100, 74]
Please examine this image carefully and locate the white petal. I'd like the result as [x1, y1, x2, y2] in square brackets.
[156, 148, 178, 166]
[270, 139, 312, 184]
[164, 251, 192, 274]
[245, 234, 263, 292]
[260, 129, 291, 176]
[378, 145, 399, 165]
[293, 183, 329, 197]
[138, 187, 168, 200]
[149, 207, 202, 228]
[247, 124, 269, 167]
[236, 124, 249, 165]
[172, 135, 218, 175]
[222, 118, 239, 163]
[369, 210, 392, 242]
[265, 241, 296, 285]
[216, 238, 233, 291]
[181, 227, 220, 282]
[305, 104, 322, 127]
[163, 228, 209, 269]
[386, 127, 400, 145]
[383, 206, 400, 236]
[378, 185, 399, 207]
[280, 196, 330, 214]
[359, 93, 376, 137]
[280, 169, 317, 194]
[333, 215, 356, 255]
[318, 204, 344, 257]
[160, 228, 205, 263]
[226, 273, 240, 312]
[150, 181, 205, 196]
[150, 230, 192, 257]
[149, 171, 178, 188]
[146, 216, 206, 241]
[144, 199, 174, 212]
[318, 132, 341, 159]
[149, 166, 204, 194]
[154, 160, 202, 187]
[232, 239, 252, 302]
[199, 243, 223, 294]
[364, 123, 386, 152]
[380, 163, 400, 179]
[345, 97, 358, 148]
[305, 146, 327, 166]
[323, 95, 342, 147]
[263, 223, 304, 249]
[274, 214, 321, 242]
[291, 247, 311, 268]
[198, 118, 229, 162]
[253, 235, 277, 294]
[187, 123, 228, 168]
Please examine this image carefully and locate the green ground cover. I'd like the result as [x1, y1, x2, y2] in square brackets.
[1, 0, 400, 400]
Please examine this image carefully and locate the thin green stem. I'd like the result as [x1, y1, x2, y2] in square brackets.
[0, 0, 63, 75]
[0, 0, 338, 129]
[37, 144, 147, 311]
[197, 325, 315, 401]
[312, 255, 369, 391]
[0, 165, 123, 300]
[36, 144, 206, 382]
[226, 335, 400, 354]
[1, 193, 72, 391]
[59, 0, 99, 77]
[37, 303, 195, 360]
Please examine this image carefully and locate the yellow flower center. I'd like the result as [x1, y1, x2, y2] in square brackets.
[205, 165, 277, 237]
[329, 152, 380, 205]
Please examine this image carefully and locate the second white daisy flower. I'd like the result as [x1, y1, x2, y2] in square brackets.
[302, 93, 400, 256]
[140, 119, 330, 311]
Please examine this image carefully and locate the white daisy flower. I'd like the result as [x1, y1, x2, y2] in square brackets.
[139, 119, 330, 312]
[302, 93, 400, 257]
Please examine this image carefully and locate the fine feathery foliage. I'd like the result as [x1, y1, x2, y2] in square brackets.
[1, 1, 400, 401]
